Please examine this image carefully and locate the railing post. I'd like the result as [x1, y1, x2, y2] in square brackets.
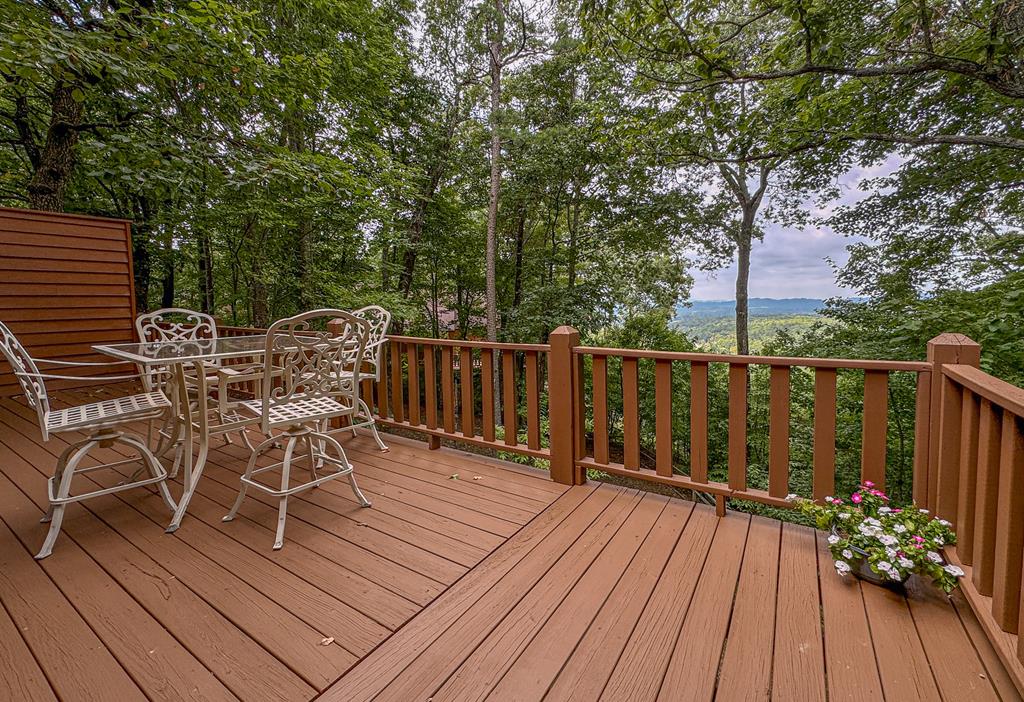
[925, 333, 981, 518]
[548, 326, 583, 485]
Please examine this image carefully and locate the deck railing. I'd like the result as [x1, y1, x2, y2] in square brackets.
[211, 320, 1024, 684]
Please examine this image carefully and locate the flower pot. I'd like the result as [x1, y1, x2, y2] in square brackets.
[848, 547, 905, 592]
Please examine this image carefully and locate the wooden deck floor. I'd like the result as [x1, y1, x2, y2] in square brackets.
[0, 386, 1020, 701]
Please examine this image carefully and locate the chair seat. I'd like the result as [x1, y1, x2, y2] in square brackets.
[241, 395, 353, 427]
[47, 391, 171, 433]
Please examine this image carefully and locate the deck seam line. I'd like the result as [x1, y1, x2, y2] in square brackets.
[705, 513, 754, 702]
[311, 482, 603, 700]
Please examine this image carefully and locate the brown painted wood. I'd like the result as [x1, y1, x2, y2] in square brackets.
[0, 585, 56, 701]
[973, 400, 1002, 596]
[772, 522, 826, 702]
[768, 365, 791, 498]
[423, 346, 438, 430]
[861, 369, 889, 490]
[406, 343, 420, 426]
[993, 412, 1024, 632]
[936, 374, 965, 522]
[913, 370, 933, 506]
[957, 391, 981, 564]
[481, 348, 495, 442]
[548, 327, 581, 485]
[592, 354, 609, 465]
[816, 532, 884, 701]
[0, 208, 136, 397]
[655, 359, 673, 477]
[862, 581, 942, 699]
[502, 350, 517, 446]
[579, 345, 930, 372]
[460, 347, 475, 437]
[441, 345, 455, 434]
[728, 363, 748, 491]
[390, 342, 404, 424]
[525, 351, 540, 450]
[714, 516, 780, 701]
[622, 356, 640, 470]
[376, 344, 389, 419]
[813, 367, 837, 501]
[689, 361, 708, 483]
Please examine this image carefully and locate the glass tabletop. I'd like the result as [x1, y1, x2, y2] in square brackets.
[94, 335, 269, 366]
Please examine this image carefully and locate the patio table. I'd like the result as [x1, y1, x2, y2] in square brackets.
[94, 335, 269, 531]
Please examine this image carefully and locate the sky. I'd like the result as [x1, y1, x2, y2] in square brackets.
[688, 157, 899, 300]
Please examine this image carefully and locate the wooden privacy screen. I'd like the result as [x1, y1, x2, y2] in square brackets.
[0, 207, 136, 397]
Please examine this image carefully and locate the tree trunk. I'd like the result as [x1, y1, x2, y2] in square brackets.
[197, 228, 214, 314]
[27, 83, 82, 212]
[484, 0, 505, 342]
[734, 213, 753, 355]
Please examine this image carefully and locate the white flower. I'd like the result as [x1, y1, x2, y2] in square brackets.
[878, 506, 892, 514]
[835, 561, 851, 575]
[944, 564, 964, 577]
[899, 557, 914, 569]
[887, 569, 903, 582]
[885, 547, 898, 559]
[919, 508, 930, 514]
[827, 534, 841, 545]
[842, 549, 854, 559]
[865, 517, 882, 527]
[926, 551, 943, 563]
[878, 534, 898, 546]
[786, 493, 799, 502]
[893, 524, 907, 533]
[837, 512, 851, 520]
[937, 519, 951, 527]
[935, 537, 944, 546]
[824, 496, 834, 503]
[877, 561, 893, 572]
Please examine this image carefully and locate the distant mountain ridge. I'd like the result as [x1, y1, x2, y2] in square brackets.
[676, 297, 825, 319]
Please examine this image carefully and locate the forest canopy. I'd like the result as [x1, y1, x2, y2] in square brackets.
[1, 0, 1021, 382]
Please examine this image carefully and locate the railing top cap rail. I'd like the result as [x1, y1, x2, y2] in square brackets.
[386, 335, 550, 352]
[574, 345, 931, 372]
[943, 363, 1024, 417]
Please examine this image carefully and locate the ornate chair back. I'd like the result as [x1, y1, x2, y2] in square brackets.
[135, 308, 218, 390]
[350, 306, 390, 382]
[0, 321, 50, 438]
[261, 310, 369, 433]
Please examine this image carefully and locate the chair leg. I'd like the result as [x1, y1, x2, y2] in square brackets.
[36, 439, 95, 560]
[359, 399, 388, 452]
[41, 442, 79, 524]
[303, 435, 319, 486]
[222, 435, 276, 523]
[119, 434, 177, 513]
[273, 435, 299, 550]
[319, 433, 371, 507]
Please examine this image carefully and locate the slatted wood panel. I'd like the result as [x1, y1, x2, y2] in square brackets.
[0, 207, 136, 396]
[0, 385, 565, 701]
[327, 483, 1015, 702]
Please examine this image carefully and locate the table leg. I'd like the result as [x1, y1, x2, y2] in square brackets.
[166, 360, 211, 532]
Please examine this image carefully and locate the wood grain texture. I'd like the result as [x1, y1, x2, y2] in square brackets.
[592, 354, 609, 465]
[689, 361, 709, 483]
[622, 356, 640, 470]
[655, 359, 673, 477]
[813, 367, 837, 501]
[728, 363, 748, 490]
[769, 365, 791, 498]
[861, 369, 889, 490]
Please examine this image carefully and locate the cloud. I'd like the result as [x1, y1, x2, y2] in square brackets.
[689, 156, 899, 300]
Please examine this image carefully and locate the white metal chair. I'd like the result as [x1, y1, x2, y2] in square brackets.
[222, 309, 373, 550]
[325, 305, 391, 452]
[0, 321, 176, 560]
[136, 308, 254, 470]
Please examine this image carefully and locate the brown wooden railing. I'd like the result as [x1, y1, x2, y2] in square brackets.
[211, 320, 1024, 683]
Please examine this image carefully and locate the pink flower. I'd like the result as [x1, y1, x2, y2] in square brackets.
[851, 493, 863, 504]
[864, 481, 875, 488]
[892, 508, 902, 513]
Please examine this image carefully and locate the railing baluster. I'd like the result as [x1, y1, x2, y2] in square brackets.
[390, 341, 404, 424]
[622, 356, 640, 470]
[728, 363, 747, 491]
[460, 347, 474, 437]
[955, 391, 981, 564]
[376, 343, 389, 419]
[503, 350, 517, 446]
[973, 399, 1000, 596]
[441, 345, 455, 434]
[481, 349, 495, 442]
[526, 351, 540, 450]
[992, 411, 1024, 632]
[655, 359, 672, 477]
[935, 372, 964, 522]
[813, 368, 837, 501]
[912, 370, 932, 506]
[592, 355, 609, 465]
[689, 362, 708, 483]
[424, 346, 437, 430]
[861, 369, 888, 490]
[407, 342, 420, 426]
[768, 365, 791, 498]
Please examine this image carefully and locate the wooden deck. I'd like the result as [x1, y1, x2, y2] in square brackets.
[0, 387, 1020, 701]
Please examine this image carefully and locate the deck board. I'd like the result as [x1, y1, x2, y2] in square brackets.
[0, 385, 1018, 701]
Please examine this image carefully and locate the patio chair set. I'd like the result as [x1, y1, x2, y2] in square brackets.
[0, 306, 391, 559]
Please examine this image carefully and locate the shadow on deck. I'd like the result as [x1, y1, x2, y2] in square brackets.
[0, 387, 1018, 701]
